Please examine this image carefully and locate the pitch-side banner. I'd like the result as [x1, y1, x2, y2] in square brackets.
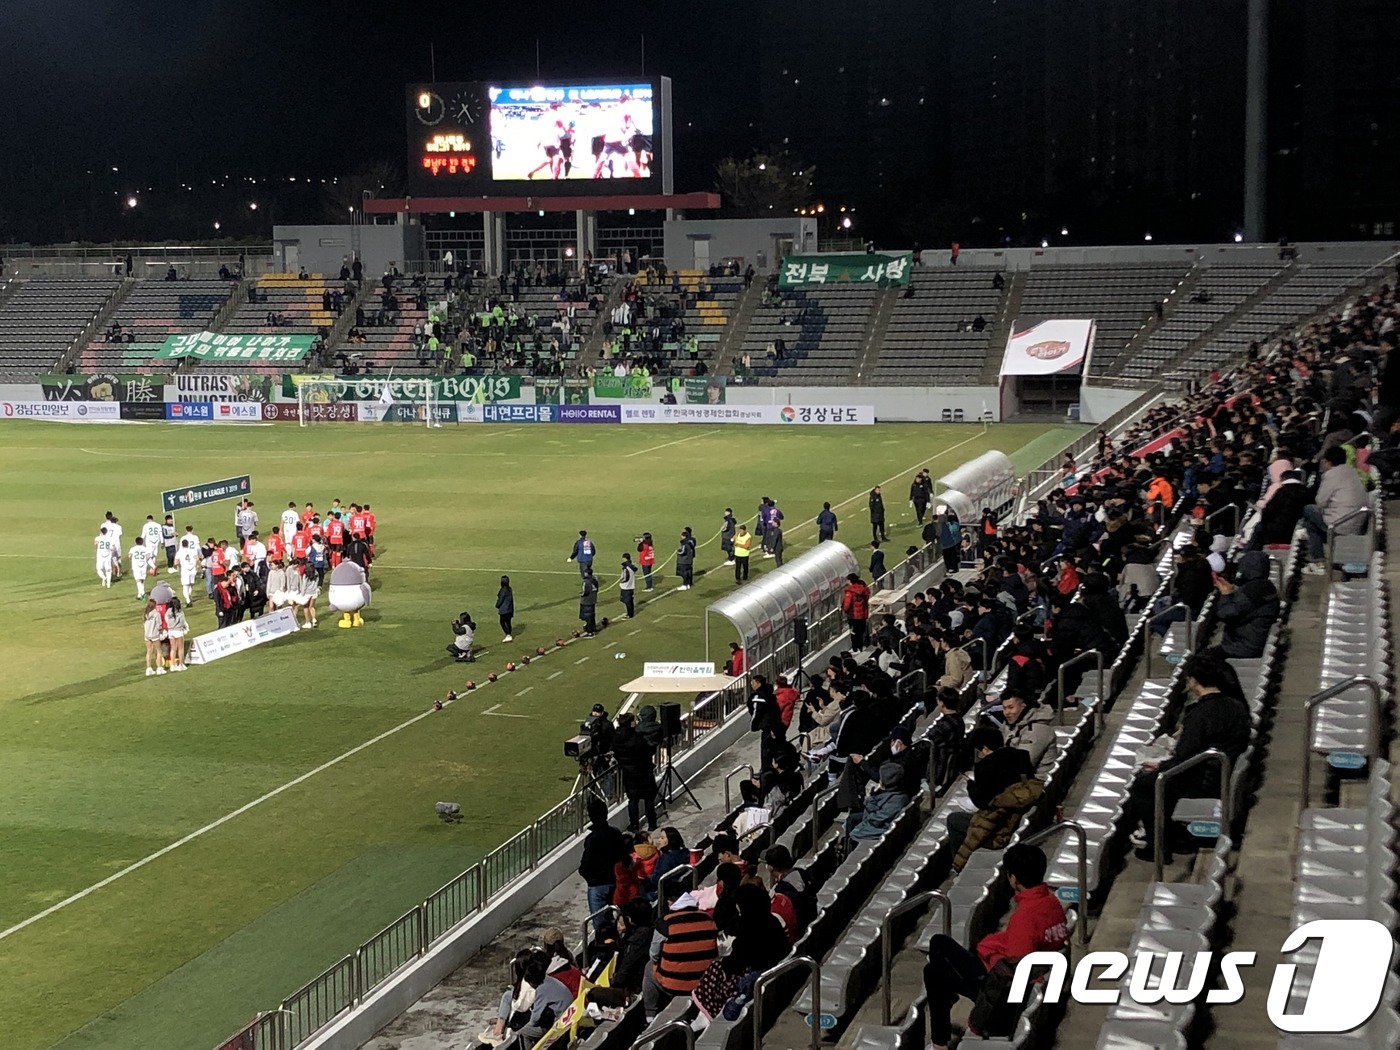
[1, 400, 122, 421]
[999, 319, 1095, 377]
[187, 609, 300, 665]
[618, 404, 875, 425]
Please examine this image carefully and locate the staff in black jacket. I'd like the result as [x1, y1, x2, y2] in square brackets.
[614, 712, 659, 833]
[579, 797, 629, 929]
[747, 673, 782, 770]
[869, 486, 888, 542]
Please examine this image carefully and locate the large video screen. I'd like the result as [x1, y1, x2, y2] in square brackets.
[488, 83, 654, 182]
[406, 80, 670, 197]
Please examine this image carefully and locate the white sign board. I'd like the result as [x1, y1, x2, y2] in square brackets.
[619, 405, 874, 425]
[2, 400, 121, 421]
[642, 662, 717, 677]
[187, 608, 301, 665]
[999, 319, 1095, 377]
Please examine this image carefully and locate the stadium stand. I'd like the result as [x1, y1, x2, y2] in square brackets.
[221, 273, 335, 335]
[868, 268, 1006, 385]
[1116, 261, 1283, 381]
[740, 285, 879, 384]
[77, 278, 237, 372]
[0, 276, 122, 379]
[1016, 262, 1194, 375]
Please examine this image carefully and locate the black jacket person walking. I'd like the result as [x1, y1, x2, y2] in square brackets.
[496, 575, 515, 641]
[869, 486, 888, 542]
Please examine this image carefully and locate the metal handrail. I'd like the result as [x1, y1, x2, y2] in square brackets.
[1205, 502, 1242, 538]
[1055, 649, 1104, 730]
[1153, 748, 1230, 880]
[636, 1017, 697, 1050]
[753, 955, 821, 1050]
[1022, 821, 1090, 945]
[724, 764, 756, 813]
[1322, 504, 1373, 581]
[655, 864, 697, 920]
[880, 891, 950, 1023]
[1145, 602, 1193, 678]
[581, 906, 619, 966]
[1301, 676, 1382, 810]
[895, 667, 927, 699]
[961, 637, 990, 674]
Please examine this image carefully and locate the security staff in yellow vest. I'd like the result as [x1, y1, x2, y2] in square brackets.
[733, 524, 753, 583]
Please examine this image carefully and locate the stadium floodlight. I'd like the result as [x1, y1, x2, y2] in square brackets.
[213, 221, 221, 231]
[841, 217, 852, 229]
[249, 202, 259, 211]
[1060, 227, 1068, 236]
[1234, 232, 1244, 243]
[1041, 239, 1049, 248]
[1144, 233, 1153, 242]
[126, 196, 138, 209]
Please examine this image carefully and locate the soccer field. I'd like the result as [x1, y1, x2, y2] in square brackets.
[0, 418, 1078, 1050]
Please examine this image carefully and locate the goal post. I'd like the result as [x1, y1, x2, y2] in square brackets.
[295, 377, 440, 427]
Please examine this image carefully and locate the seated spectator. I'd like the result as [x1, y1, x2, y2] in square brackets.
[1214, 554, 1279, 659]
[1127, 648, 1251, 862]
[1149, 544, 1213, 637]
[921, 844, 1068, 1048]
[993, 693, 1057, 768]
[692, 857, 742, 912]
[692, 883, 788, 1024]
[644, 827, 689, 900]
[586, 898, 653, 1007]
[763, 845, 815, 943]
[947, 727, 1037, 869]
[849, 760, 911, 842]
[539, 926, 583, 996]
[927, 688, 967, 791]
[1302, 444, 1370, 573]
[643, 883, 720, 1021]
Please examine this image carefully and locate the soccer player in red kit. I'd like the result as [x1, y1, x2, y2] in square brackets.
[326, 514, 345, 567]
[291, 524, 311, 562]
[266, 527, 285, 565]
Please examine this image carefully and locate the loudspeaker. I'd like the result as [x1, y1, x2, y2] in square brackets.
[793, 615, 809, 648]
[659, 702, 683, 738]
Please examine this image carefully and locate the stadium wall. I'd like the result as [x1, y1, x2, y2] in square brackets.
[1077, 383, 1149, 425]
[886, 240, 1399, 271]
[272, 224, 426, 280]
[662, 217, 819, 272]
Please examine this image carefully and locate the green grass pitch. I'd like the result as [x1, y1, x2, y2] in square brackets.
[0, 418, 1078, 1049]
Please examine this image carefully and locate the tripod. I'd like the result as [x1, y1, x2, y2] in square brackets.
[790, 638, 813, 692]
[655, 734, 701, 813]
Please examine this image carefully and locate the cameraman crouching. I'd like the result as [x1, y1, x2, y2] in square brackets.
[447, 611, 477, 662]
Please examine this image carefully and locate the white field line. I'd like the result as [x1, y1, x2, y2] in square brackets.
[623, 429, 721, 458]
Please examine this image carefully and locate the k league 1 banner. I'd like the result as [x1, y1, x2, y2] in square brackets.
[186, 609, 301, 665]
[618, 404, 875, 425]
[1, 400, 122, 421]
[160, 474, 251, 513]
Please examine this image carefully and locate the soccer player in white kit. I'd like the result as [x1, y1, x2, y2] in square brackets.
[141, 515, 164, 565]
[282, 501, 300, 539]
[106, 516, 124, 580]
[129, 537, 153, 599]
[176, 537, 202, 605]
[94, 526, 117, 587]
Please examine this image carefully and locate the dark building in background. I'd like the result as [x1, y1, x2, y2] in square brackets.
[761, 0, 1398, 246]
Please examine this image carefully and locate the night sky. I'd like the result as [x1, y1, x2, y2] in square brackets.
[2, 1, 1396, 245]
[0, 2, 759, 241]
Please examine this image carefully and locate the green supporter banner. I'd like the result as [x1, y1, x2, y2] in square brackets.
[535, 378, 590, 405]
[685, 375, 727, 404]
[281, 374, 522, 402]
[777, 252, 913, 288]
[154, 332, 315, 362]
[40, 373, 168, 402]
[161, 475, 251, 514]
[592, 374, 655, 399]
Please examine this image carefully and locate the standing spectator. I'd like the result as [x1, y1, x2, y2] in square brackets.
[922, 845, 1067, 1048]
[724, 641, 746, 677]
[1302, 444, 1369, 574]
[841, 574, 872, 649]
[733, 524, 753, 582]
[580, 797, 629, 930]
[817, 501, 839, 542]
[675, 527, 696, 590]
[619, 553, 638, 619]
[614, 712, 658, 832]
[747, 673, 782, 769]
[637, 532, 656, 590]
[567, 529, 597, 577]
[868, 486, 888, 542]
[720, 508, 737, 565]
[950, 241, 961, 266]
[939, 508, 962, 572]
[774, 675, 800, 730]
[770, 518, 786, 567]
[495, 575, 515, 642]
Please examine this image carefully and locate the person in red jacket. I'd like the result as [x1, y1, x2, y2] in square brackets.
[266, 527, 285, 565]
[774, 675, 800, 729]
[724, 642, 745, 677]
[841, 574, 872, 649]
[637, 532, 656, 591]
[921, 844, 1068, 1048]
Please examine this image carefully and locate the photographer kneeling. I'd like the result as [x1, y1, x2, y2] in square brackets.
[447, 611, 476, 663]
